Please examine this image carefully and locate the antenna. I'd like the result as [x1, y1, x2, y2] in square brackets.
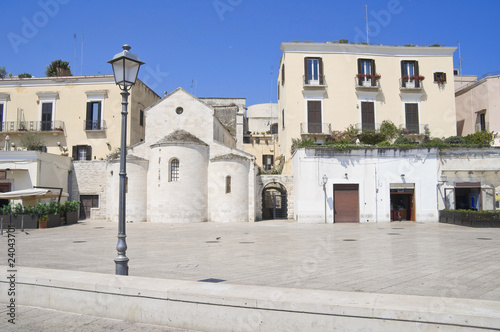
[81, 34, 84, 75]
[458, 40, 462, 76]
[270, 65, 273, 103]
[73, 34, 77, 73]
[365, 5, 369, 44]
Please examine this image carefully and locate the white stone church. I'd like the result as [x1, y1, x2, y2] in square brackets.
[105, 88, 257, 223]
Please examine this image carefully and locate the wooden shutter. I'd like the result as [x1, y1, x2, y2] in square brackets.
[371, 59, 376, 86]
[401, 61, 406, 87]
[281, 64, 285, 85]
[86, 102, 92, 130]
[414, 61, 420, 87]
[357, 59, 362, 85]
[97, 102, 102, 123]
[433, 72, 438, 82]
[304, 57, 309, 84]
[307, 100, 322, 133]
[405, 103, 419, 134]
[318, 58, 324, 84]
[86, 145, 92, 160]
[72, 146, 78, 160]
[361, 102, 375, 130]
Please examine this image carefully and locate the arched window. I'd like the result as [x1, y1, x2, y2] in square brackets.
[170, 158, 179, 182]
[225, 176, 231, 194]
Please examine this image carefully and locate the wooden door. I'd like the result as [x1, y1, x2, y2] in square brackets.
[334, 184, 359, 223]
[361, 102, 375, 130]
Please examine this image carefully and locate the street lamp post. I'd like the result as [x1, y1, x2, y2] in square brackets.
[108, 45, 144, 276]
[322, 174, 328, 224]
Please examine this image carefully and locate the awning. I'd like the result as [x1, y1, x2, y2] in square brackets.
[0, 188, 69, 199]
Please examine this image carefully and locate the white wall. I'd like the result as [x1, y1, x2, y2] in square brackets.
[292, 148, 440, 223]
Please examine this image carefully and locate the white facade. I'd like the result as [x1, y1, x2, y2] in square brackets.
[292, 147, 500, 224]
[105, 88, 256, 223]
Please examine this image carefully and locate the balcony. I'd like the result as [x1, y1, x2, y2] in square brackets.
[400, 78, 424, 91]
[84, 120, 106, 131]
[354, 123, 383, 132]
[303, 75, 327, 88]
[354, 77, 380, 90]
[399, 124, 428, 135]
[300, 122, 332, 135]
[0, 121, 65, 134]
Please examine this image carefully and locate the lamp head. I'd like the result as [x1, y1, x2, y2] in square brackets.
[108, 44, 145, 91]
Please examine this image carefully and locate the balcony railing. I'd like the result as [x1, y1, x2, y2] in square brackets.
[400, 78, 424, 90]
[0, 121, 65, 133]
[300, 122, 332, 135]
[475, 123, 489, 133]
[84, 120, 106, 131]
[399, 124, 428, 135]
[354, 123, 384, 132]
[303, 75, 327, 87]
[354, 78, 380, 89]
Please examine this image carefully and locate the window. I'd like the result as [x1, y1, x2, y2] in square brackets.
[304, 57, 323, 85]
[453, 69, 459, 76]
[263, 155, 274, 171]
[86, 101, 102, 130]
[72, 145, 92, 161]
[140, 109, 144, 126]
[361, 102, 375, 131]
[41, 102, 53, 131]
[281, 64, 285, 85]
[170, 158, 179, 182]
[433, 72, 447, 84]
[282, 109, 285, 129]
[175, 107, 183, 115]
[225, 176, 231, 194]
[0, 104, 3, 132]
[307, 100, 322, 134]
[357, 59, 376, 86]
[477, 112, 487, 132]
[401, 60, 420, 87]
[271, 123, 278, 134]
[405, 103, 419, 134]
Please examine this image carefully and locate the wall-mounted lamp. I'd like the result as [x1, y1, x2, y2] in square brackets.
[57, 142, 61, 146]
[106, 141, 110, 145]
[344, 173, 348, 179]
[11, 143, 15, 147]
[400, 174, 405, 178]
[468, 171, 473, 175]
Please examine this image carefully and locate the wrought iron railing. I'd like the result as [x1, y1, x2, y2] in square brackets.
[300, 122, 332, 135]
[354, 123, 384, 132]
[354, 77, 380, 88]
[303, 74, 327, 87]
[83, 120, 106, 131]
[400, 78, 424, 90]
[399, 124, 428, 135]
[0, 121, 65, 133]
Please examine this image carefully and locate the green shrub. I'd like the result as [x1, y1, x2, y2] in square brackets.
[379, 120, 399, 141]
[358, 130, 386, 145]
[464, 131, 496, 146]
[377, 141, 391, 147]
[394, 136, 414, 145]
[443, 136, 465, 145]
[0, 204, 11, 215]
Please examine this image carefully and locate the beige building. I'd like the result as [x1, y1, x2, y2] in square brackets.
[243, 103, 279, 172]
[455, 73, 500, 146]
[0, 75, 160, 160]
[277, 42, 457, 173]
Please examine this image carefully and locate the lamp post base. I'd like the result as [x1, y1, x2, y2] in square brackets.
[115, 256, 129, 275]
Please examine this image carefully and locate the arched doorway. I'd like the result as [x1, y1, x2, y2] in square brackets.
[262, 183, 287, 220]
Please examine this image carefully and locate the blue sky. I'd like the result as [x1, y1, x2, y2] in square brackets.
[2, 0, 499, 106]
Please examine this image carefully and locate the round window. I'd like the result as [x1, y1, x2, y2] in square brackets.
[176, 107, 183, 115]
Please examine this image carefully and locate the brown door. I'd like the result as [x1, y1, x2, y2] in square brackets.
[334, 184, 359, 223]
[80, 195, 98, 220]
[307, 100, 322, 133]
[361, 102, 375, 130]
[405, 103, 419, 134]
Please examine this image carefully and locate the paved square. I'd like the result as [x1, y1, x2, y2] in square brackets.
[5, 220, 500, 301]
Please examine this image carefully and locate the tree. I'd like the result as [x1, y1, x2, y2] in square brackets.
[0, 67, 6, 78]
[18, 73, 32, 78]
[45, 60, 72, 77]
[19, 132, 46, 151]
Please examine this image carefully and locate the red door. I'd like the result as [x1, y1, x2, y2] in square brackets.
[334, 184, 359, 223]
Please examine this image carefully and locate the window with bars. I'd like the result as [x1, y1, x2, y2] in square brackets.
[170, 158, 179, 182]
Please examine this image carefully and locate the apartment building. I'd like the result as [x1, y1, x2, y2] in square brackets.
[0, 75, 160, 160]
[277, 42, 457, 173]
[455, 73, 500, 146]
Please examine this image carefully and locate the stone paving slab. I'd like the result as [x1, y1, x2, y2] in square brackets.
[1, 219, 500, 330]
[2, 219, 499, 301]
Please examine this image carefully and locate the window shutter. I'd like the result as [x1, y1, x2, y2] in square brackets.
[433, 72, 438, 82]
[281, 64, 285, 85]
[318, 58, 324, 84]
[86, 145, 92, 161]
[371, 59, 376, 86]
[72, 146, 78, 160]
[414, 61, 420, 87]
[443, 73, 447, 82]
[304, 57, 309, 84]
[401, 61, 406, 87]
[86, 102, 92, 130]
[97, 101, 102, 122]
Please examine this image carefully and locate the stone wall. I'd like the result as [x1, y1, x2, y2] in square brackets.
[72, 161, 107, 219]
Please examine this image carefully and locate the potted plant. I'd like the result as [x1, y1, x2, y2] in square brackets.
[36, 203, 49, 228]
[64, 201, 80, 225]
[0, 204, 11, 227]
[374, 74, 381, 80]
[46, 202, 61, 228]
[356, 73, 365, 80]
[61, 147, 69, 156]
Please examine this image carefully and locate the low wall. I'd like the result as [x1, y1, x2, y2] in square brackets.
[439, 210, 500, 227]
[1, 266, 500, 331]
